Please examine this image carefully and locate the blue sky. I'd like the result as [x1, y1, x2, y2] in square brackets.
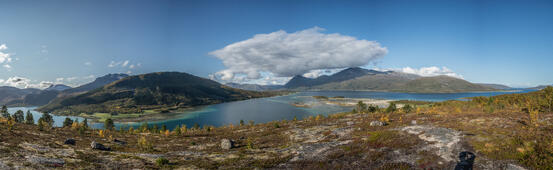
[1, 0, 552, 88]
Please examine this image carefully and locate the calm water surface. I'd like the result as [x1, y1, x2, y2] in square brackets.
[8, 89, 535, 130]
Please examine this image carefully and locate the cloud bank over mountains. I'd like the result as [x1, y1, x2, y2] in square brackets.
[400, 66, 463, 79]
[209, 27, 388, 83]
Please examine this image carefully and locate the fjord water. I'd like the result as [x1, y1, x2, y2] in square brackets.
[10, 89, 535, 129]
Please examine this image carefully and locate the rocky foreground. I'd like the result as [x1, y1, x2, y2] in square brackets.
[0, 108, 543, 169]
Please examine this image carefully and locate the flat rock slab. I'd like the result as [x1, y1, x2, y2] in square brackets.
[401, 125, 462, 162]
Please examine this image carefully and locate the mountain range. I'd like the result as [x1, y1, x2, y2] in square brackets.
[1, 67, 510, 110]
[231, 67, 500, 93]
[37, 72, 276, 115]
[0, 74, 129, 107]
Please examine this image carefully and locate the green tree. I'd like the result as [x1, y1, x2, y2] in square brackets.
[38, 113, 54, 130]
[386, 103, 397, 113]
[25, 110, 34, 124]
[63, 117, 73, 127]
[104, 118, 115, 130]
[173, 125, 181, 135]
[1, 105, 10, 119]
[239, 120, 245, 126]
[13, 110, 24, 123]
[368, 105, 379, 113]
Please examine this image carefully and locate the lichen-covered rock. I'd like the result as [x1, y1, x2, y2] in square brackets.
[370, 121, 387, 126]
[220, 139, 234, 150]
[91, 141, 110, 151]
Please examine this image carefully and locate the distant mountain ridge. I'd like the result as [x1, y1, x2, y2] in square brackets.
[38, 72, 277, 114]
[282, 67, 497, 93]
[284, 67, 389, 88]
[0, 74, 129, 107]
[45, 84, 72, 91]
[61, 73, 128, 94]
[476, 83, 511, 90]
[225, 83, 284, 91]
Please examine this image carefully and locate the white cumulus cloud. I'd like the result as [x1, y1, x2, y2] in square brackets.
[400, 66, 463, 79]
[0, 76, 53, 89]
[0, 44, 13, 70]
[209, 27, 387, 82]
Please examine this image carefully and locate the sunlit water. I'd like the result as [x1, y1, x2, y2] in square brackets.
[7, 89, 535, 130]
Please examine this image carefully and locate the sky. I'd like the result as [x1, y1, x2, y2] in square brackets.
[1, 0, 552, 88]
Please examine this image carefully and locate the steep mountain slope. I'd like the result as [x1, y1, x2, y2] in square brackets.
[38, 72, 276, 114]
[393, 76, 497, 93]
[0, 86, 41, 105]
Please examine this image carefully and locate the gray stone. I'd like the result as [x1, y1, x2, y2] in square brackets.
[220, 139, 234, 150]
[91, 141, 110, 151]
[411, 120, 417, 125]
[369, 121, 386, 126]
[346, 121, 354, 126]
[64, 139, 76, 145]
[113, 139, 127, 145]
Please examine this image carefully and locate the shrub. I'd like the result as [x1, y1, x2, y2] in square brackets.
[155, 157, 169, 167]
[152, 124, 159, 133]
[386, 103, 397, 113]
[240, 120, 245, 126]
[368, 105, 379, 113]
[138, 136, 153, 151]
[180, 124, 187, 134]
[25, 110, 34, 124]
[273, 122, 280, 128]
[139, 122, 149, 132]
[63, 117, 73, 127]
[82, 118, 88, 128]
[248, 120, 255, 126]
[173, 125, 181, 135]
[161, 124, 167, 133]
[356, 101, 367, 113]
[402, 104, 413, 113]
[7, 119, 15, 131]
[78, 125, 86, 135]
[104, 118, 114, 130]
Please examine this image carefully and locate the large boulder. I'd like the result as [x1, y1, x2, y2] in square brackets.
[220, 139, 234, 150]
[91, 141, 110, 151]
[64, 139, 76, 145]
